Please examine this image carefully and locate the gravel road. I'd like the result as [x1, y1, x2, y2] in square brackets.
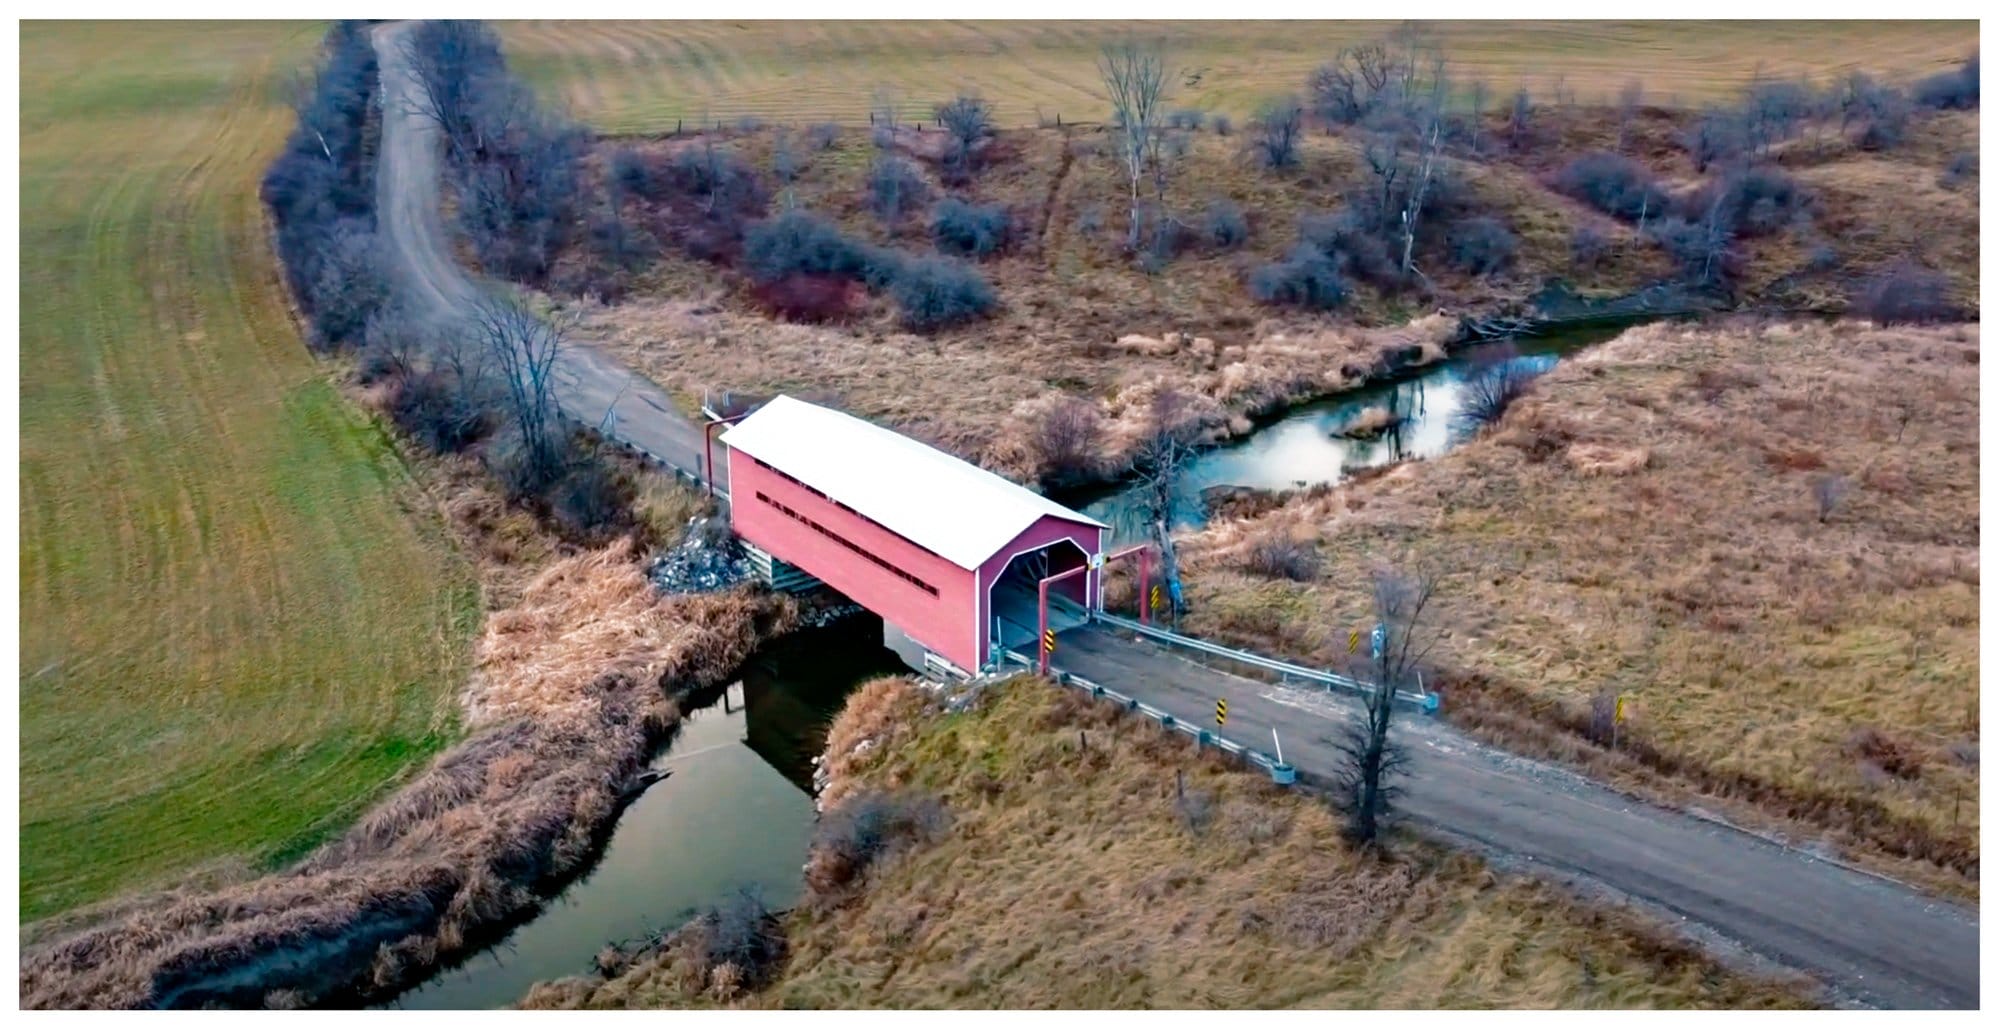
[1053, 627, 1979, 1009]
[372, 21, 725, 495]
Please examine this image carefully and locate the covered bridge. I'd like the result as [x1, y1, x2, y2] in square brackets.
[721, 395, 1107, 675]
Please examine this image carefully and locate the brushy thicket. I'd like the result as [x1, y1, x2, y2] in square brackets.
[406, 20, 590, 287]
[1852, 259, 1956, 325]
[867, 155, 930, 225]
[803, 789, 949, 899]
[1244, 530, 1320, 582]
[929, 197, 1011, 258]
[891, 255, 999, 330]
[20, 547, 788, 1009]
[1447, 216, 1517, 277]
[259, 21, 384, 351]
[1249, 243, 1350, 311]
[743, 209, 996, 330]
[1202, 198, 1250, 249]
[1295, 208, 1401, 289]
[1913, 53, 1979, 111]
[1552, 151, 1669, 222]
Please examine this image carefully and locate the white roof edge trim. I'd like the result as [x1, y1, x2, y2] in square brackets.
[719, 395, 1107, 570]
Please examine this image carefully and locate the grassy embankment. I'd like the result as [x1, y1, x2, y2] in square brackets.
[1175, 321, 1980, 889]
[526, 676, 1815, 1009]
[515, 22, 1973, 488]
[18, 21, 483, 922]
[498, 20, 1970, 131]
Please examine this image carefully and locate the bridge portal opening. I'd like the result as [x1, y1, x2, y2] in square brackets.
[988, 538, 1091, 662]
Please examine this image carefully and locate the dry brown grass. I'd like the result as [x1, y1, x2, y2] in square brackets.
[20, 532, 789, 1008]
[20, 418, 790, 1012]
[1179, 319, 1980, 887]
[575, 101, 1974, 487]
[527, 677, 1814, 1009]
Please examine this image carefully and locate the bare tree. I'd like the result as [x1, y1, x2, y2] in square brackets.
[472, 292, 575, 492]
[933, 93, 992, 179]
[1128, 390, 1206, 622]
[1308, 42, 1396, 126]
[1098, 40, 1172, 252]
[399, 20, 506, 162]
[1335, 563, 1441, 845]
[1506, 87, 1534, 151]
[1616, 79, 1645, 152]
[1466, 79, 1490, 152]
[870, 85, 903, 134]
[1249, 94, 1305, 170]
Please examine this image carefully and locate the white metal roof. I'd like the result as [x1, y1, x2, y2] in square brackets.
[720, 395, 1106, 570]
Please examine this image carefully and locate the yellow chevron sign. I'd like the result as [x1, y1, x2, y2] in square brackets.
[1215, 699, 1228, 726]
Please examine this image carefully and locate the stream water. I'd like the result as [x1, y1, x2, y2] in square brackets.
[1072, 324, 1629, 544]
[381, 321, 1634, 1010]
[385, 618, 904, 1010]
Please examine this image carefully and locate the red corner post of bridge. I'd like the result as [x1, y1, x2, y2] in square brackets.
[1038, 543, 1152, 675]
[702, 412, 750, 498]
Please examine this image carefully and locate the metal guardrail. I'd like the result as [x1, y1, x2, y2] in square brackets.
[1002, 648, 1297, 785]
[1090, 611, 1439, 713]
[561, 413, 728, 503]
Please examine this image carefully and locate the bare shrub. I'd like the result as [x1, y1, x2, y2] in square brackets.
[933, 93, 993, 178]
[1939, 151, 1977, 189]
[804, 121, 841, 150]
[1840, 72, 1912, 150]
[691, 888, 785, 993]
[548, 455, 635, 542]
[1030, 395, 1105, 485]
[1201, 198, 1249, 249]
[1852, 259, 1955, 325]
[1455, 348, 1544, 434]
[1569, 225, 1611, 270]
[805, 790, 946, 897]
[888, 254, 997, 330]
[1846, 727, 1924, 780]
[1810, 472, 1852, 523]
[1244, 531, 1320, 582]
[1295, 208, 1399, 289]
[1701, 167, 1809, 239]
[1250, 243, 1350, 310]
[1209, 112, 1233, 136]
[1167, 108, 1206, 131]
[1552, 152, 1668, 222]
[742, 209, 883, 285]
[390, 365, 494, 453]
[1913, 53, 1979, 111]
[929, 197, 1012, 258]
[750, 273, 857, 324]
[1248, 95, 1304, 170]
[867, 155, 931, 225]
[1447, 216, 1517, 276]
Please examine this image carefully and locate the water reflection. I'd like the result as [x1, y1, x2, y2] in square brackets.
[1078, 339, 1575, 544]
[389, 621, 903, 1010]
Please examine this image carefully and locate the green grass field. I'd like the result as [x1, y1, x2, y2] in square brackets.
[19, 21, 480, 922]
[497, 19, 1974, 133]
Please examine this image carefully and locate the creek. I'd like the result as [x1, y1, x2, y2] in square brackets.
[385, 618, 904, 1010]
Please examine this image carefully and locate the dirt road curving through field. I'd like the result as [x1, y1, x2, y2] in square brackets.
[373, 21, 725, 494]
